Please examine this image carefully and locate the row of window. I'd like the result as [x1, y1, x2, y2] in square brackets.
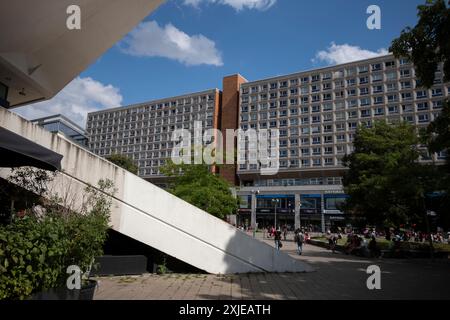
[241, 86, 448, 106]
[239, 158, 342, 169]
[241, 73, 438, 99]
[241, 102, 442, 121]
[89, 120, 214, 141]
[241, 59, 416, 94]
[240, 100, 444, 114]
[240, 113, 436, 131]
[241, 88, 448, 109]
[87, 107, 215, 129]
[88, 95, 216, 121]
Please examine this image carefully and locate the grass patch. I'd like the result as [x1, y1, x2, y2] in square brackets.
[118, 276, 138, 284]
[310, 236, 450, 252]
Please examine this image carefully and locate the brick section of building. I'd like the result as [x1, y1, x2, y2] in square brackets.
[219, 74, 248, 185]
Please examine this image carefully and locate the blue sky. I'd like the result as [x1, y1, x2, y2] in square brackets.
[16, 0, 425, 127]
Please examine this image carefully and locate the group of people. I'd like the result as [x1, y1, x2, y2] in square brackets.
[325, 230, 381, 258]
[265, 225, 289, 240]
[267, 226, 308, 253]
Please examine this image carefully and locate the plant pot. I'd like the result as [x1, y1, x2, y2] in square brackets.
[30, 286, 80, 300]
[79, 279, 97, 300]
[29, 280, 97, 300]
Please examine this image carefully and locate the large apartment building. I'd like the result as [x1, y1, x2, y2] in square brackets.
[86, 54, 449, 231]
[236, 55, 448, 231]
[86, 89, 220, 187]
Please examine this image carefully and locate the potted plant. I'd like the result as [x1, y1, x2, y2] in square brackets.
[63, 179, 114, 300]
[0, 174, 114, 300]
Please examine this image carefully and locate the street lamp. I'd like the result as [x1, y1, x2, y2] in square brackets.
[297, 200, 302, 230]
[272, 198, 280, 229]
[251, 190, 260, 237]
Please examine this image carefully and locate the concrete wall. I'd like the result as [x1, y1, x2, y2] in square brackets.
[0, 108, 313, 274]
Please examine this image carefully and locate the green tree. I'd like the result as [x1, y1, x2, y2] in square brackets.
[390, 0, 450, 166]
[390, 0, 450, 234]
[342, 121, 440, 227]
[106, 154, 138, 175]
[390, 0, 450, 88]
[161, 162, 238, 219]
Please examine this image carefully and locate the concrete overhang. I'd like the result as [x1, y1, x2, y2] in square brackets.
[0, 0, 164, 108]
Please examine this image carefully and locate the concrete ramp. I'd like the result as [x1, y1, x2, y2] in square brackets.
[0, 108, 313, 274]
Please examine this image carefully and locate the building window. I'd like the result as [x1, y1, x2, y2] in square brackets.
[386, 71, 397, 81]
[417, 102, 429, 111]
[360, 98, 370, 106]
[388, 105, 399, 114]
[348, 122, 357, 130]
[433, 100, 443, 109]
[431, 88, 443, 97]
[374, 107, 385, 116]
[347, 78, 356, 86]
[372, 74, 383, 82]
[336, 123, 345, 132]
[359, 65, 368, 73]
[374, 96, 384, 105]
[418, 113, 429, 123]
[400, 69, 411, 78]
[360, 87, 369, 95]
[361, 109, 371, 117]
[401, 92, 413, 101]
[387, 94, 398, 103]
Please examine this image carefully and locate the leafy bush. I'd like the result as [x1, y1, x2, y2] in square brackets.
[0, 179, 114, 300]
[0, 215, 70, 299]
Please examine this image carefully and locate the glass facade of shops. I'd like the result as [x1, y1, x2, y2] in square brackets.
[241, 177, 342, 187]
[238, 193, 348, 229]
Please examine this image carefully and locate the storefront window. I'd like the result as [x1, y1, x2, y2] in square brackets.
[239, 195, 250, 209]
[324, 195, 347, 211]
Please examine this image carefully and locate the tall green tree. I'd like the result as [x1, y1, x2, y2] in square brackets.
[342, 121, 440, 227]
[390, 0, 450, 88]
[161, 162, 238, 219]
[390, 0, 450, 166]
[390, 0, 450, 232]
[106, 154, 138, 175]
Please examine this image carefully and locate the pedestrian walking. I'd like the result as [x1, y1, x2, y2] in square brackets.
[295, 229, 305, 255]
[274, 228, 282, 250]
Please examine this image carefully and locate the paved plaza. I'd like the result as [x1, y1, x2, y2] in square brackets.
[94, 233, 450, 300]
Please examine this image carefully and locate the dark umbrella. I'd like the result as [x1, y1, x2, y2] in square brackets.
[0, 127, 63, 171]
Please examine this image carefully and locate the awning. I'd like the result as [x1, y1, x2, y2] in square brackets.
[0, 127, 63, 171]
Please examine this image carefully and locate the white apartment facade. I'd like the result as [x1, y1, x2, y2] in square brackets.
[86, 89, 220, 187]
[236, 54, 449, 231]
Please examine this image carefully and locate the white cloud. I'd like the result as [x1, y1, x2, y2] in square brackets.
[13, 77, 123, 128]
[314, 42, 389, 65]
[120, 21, 223, 66]
[183, 0, 276, 11]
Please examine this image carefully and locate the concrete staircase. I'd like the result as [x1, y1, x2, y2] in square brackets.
[0, 108, 313, 274]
